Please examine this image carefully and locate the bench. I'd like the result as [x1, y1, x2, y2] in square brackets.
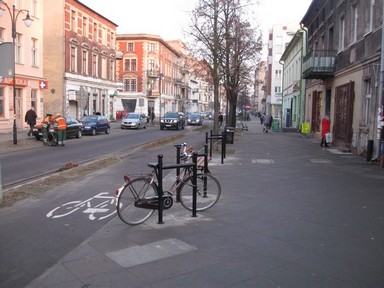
[185, 145, 211, 173]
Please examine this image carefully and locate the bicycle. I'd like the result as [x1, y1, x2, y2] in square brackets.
[114, 143, 221, 225]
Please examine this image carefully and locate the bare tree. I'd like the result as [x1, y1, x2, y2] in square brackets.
[187, 0, 262, 133]
[188, 0, 225, 134]
[221, 1, 262, 127]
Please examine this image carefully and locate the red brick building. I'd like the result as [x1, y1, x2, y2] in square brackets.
[115, 34, 185, 119]
[43, 0, 118, 118]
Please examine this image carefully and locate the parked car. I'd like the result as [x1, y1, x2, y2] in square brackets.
[32, 117, 83, 141]
[81, 115, 110, 135]
[205, 112, 213, 120]
[121, 113, 147, 129]
[187, 113, 203, 126]
[160, 112, 185, 130]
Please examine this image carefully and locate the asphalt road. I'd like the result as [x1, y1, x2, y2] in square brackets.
[0, 122, 210, 288]
[0, 123, 202, 188]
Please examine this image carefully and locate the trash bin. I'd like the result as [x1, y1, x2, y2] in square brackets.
[225, 127, 235, 144]
[272, 120, 280, 132]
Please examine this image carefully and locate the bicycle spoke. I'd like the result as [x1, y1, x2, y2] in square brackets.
[179, 173, 221, 211]
[117, 177, 157, 225]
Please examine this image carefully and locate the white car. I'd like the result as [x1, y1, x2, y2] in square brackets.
[121, 113, 147, 129]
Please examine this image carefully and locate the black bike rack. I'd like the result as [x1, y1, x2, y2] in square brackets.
[174, 144, 210, 202]
[206, 130, 226, 164]
[150, 153, 198, 224]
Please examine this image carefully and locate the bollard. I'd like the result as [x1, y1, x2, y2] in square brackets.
[192, 152, 198, 217]
[157, 154, 164, 224]
[174, 144, 181, 202]
[0, 163, 2, 204]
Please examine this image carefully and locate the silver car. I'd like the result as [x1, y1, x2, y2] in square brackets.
[121, 113, 147, 129]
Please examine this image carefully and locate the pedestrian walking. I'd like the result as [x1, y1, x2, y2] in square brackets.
[320, 114, 330, 147]
[25, 107, 37, 136]
[263, 114, 272, 133]
[218, 112, 223, 126]
[55, 114, 67, 146]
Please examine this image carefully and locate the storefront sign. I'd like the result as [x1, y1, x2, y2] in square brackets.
[0, 77, 28, 87]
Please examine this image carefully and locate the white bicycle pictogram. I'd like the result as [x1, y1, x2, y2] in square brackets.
[46, 192, 116, 220]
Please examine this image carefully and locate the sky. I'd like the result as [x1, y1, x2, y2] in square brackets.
[80, 0, 313, 55]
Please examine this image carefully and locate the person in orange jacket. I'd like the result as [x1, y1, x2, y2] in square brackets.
[55, 114, 67, 146]
[42, 113, 54, 145]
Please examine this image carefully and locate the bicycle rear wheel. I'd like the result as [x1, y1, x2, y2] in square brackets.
[117, 177, 157, 225]
[179, 173, 221, 211]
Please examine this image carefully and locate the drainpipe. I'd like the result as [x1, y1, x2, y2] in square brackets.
[299, 23, 308, 131]
[374, 2, 384, 162]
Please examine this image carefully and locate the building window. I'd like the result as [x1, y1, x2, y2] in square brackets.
[0, 87, 4, 117]
[148, 59, 155, 72]
[274, 86, 281, 93]
[102, 27, 106, 45]
[31, 38, 37, 66]
[366, 0, 375, 34]
[15, 33, 22, 64]
[364, 79, 371, 125]
[274, 70, 281, 78]
[124, 58, 137, 71]
[148, 42, 156, 52]
[110, 59, 115, 81]
[31, 0, 38, 17]
[93, 22, 98, 42]
[110, 32, 115, 49]
[31, 89, 37, 108]
[92, 53, 98, 76]
[71, 10, 76, 32]
[101, 57, 107, 79]
[338, 16, 345, 51]
[82, 50, 88, 74]
[127, 42, 134, 52]
[328, 26, 334, 50]
[70, 45, 77, 72]
[124, 78, 137, 92]
[351, 5, 358, 43]
[83, 17, 87, 36]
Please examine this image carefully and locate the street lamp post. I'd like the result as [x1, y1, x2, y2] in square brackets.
[159, 73, 164, 118]
[0, 1, 32, 145]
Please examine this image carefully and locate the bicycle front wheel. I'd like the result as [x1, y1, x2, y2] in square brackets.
[179, 173, 221, 211]
[117, 177, 157, 225]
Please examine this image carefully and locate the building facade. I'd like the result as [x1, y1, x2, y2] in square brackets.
[115, 34, 192, 120]
[280, 30, 307, 131]
[266, 24, 299, 119]
[0, 0, 45, 132]
[253, 61, 267, 114]
[301, 0, 383, 156]
[43, 0, 118, 119]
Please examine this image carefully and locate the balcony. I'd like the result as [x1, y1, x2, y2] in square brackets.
[175, 78, 185, 86]
[147, 70, 159, 78]
[302, 50, 337, 79]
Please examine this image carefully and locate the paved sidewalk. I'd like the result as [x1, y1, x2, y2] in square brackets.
[10, 119, 384, 287]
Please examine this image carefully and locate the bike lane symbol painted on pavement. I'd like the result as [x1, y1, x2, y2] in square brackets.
[46, 192, 116, 221]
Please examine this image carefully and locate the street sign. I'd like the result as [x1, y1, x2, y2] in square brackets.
[0, 42, 14, 78]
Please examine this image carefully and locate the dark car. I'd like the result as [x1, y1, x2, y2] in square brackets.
[32, 117, 83, 141]
[81, 115, 111, 135]
[187, 113, 203, 126]
[160, 112, 185, 130]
